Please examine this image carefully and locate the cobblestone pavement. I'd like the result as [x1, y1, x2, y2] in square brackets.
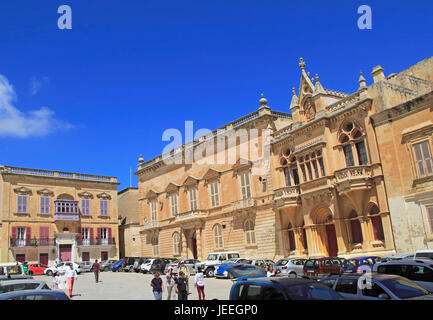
[37, 271, 233, 300]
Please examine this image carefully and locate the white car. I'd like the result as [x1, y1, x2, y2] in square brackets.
[44, 262, 81, 276]
[140, 259, 155, 274]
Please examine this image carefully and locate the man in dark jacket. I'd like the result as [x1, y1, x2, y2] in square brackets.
[175, 271, 188, 300]
[92, 259, 100, 283]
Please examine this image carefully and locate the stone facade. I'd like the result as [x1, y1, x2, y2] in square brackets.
[118, 187, 142, 257]
[0, 166, 119, 264]
[136, 56, 433, 261]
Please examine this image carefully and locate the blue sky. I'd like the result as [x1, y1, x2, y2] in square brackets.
[0, 0, 432, 190]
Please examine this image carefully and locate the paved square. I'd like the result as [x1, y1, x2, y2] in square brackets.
[37, 271, 233, 300]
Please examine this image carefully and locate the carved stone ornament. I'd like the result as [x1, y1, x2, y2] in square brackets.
[96, 192, 111, 200]
[77, 191, 93, 199]
[13, 186, 32, 195]
[37, 188, 54, 196]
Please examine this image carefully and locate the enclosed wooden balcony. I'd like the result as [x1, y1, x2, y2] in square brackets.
[54, 200, 79, 221]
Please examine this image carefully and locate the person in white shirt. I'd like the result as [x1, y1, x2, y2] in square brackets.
[52, 271, 65, 290]
[194, 267, 205, 300]
[267, 265, 275, 277]
[65, 263, 78, 297]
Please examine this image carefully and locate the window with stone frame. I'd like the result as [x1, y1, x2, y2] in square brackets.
[152, 235, 159, 256]
[40, 196, 50, 215]
[173, 232, 181, 255]
[213, 224, 224, 249]
[297, 150, 326, 182]
[239, 171, 252, 200]
[188, 188, 198, 211]
[150, 199, 158, 221]
[170, 193, 178, 216]
[245, 219, 256, 245]
[281, 149, 301, 187]
[209, 181, 220, 207]
[17, 195, 28, 214]
[413, 140, 433, 178]
[338, 121, 369, 168]
[81, 199, 90, 216]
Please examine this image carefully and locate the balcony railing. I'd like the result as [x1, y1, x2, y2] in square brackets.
[231, 198, 257, 211]
[143, 221, 159, 230]
[10, 238, 55, 247]
[334, 165, 373, 183]
[76, 238, 116, 246]
[174, 210, 206, 223]
[54, 212, 80, 221]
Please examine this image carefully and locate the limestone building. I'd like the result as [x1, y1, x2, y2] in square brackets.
[136, 56, 433, 261]
[0, 165, 119, 264]
[118, 187, 142, 258]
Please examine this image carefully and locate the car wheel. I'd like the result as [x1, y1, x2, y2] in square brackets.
[205, 268, 214, 277]
[46, 270, 53, 276]
[288, 272, 297, 278]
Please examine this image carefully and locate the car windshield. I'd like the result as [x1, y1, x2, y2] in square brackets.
[207, 254, 218, 261]
[285, 283, 343, 300]
[222, 260, 237, 265]
[343, 260, 359, 268]
[265, 260, 275, 265]
[323, 259, 342, 267]
[416, 252, 433, 260]
[275, 260, 288, 266]
[6, 266, 22, 274]
[381, 277, 429, 299]
[229, 266, 267, 278]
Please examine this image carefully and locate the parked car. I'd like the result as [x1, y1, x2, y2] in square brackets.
[373, 259, 433, 292]
[415, 250, 433, 261]
[163, 258, 181, 274]
[133, 257, 152, 273]
[196, 251, 241, 278]
[341, 256, 381, 274]
[230, 277, 344, 300]
[140, 259, 155, 274]
[222, 264, 267, 280]
[121, 257, 141, 272]
[216, 258, 253, 278]
[149, 258, 172, 274]
[26, 263, 48, 275]
[100, 259, 118, 272]
[170, 259, 201, 275]
[0, 263, 33, 281]
[273, 258, 307, 277]
[0, 280, 51, 294]
[250, 259, 275, 267]
[78, 261, 93, 272]
[303, 257, 344, 279]
[44, 262, 81, 276]
[380, 253, 414, 262]
[111, 260, 124, 272]
[0, 289, 70, 300]
[320, 273, 433, 300]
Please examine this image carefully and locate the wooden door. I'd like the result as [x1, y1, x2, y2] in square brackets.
[39, 253, 49, 266]
[82, 252, 90, 261]
[101, 251, 108, 261]
[59, 244, 72, 261]
[325, 224, 338, 257]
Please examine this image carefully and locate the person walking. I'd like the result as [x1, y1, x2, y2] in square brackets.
[150, 272, 164, 300]
[22, 262, 29, 275]
[194, 267, 205, 300]
[52, 271, 65, 290]
[65, 263, 78, 297]
[166, 268, 176, 300]
[179, 261, 191, 293]
[175, 271, 188, 300]
[92, 259, 100, 283]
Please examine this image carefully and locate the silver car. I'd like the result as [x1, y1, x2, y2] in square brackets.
[0, 280, 51, 294]
[273, 258, 306, 277]
[170, 259, 202, 275]
[78, 261, 93, 272]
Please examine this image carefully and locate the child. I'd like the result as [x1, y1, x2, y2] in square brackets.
[194, 267, 205, 300]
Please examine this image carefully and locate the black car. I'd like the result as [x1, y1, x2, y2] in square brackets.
[224, 264, 267, 279]
[121, 257, 141, 272]
[149, 258, 173, 274]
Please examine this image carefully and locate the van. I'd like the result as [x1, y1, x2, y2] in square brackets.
[303, 257, 344, 279]
[0, 263, 32, 281]
[415, 250, 433, 261]
[198, 251, 241, 277]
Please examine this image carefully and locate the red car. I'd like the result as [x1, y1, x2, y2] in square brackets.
[303, 257, 344, 279]
[27, 263, 48, 275]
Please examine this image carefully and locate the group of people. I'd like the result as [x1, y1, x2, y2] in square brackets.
[260, 263, 281, 277]
[151, 261, 205, 300]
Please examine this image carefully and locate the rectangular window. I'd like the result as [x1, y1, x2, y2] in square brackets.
[240, 172, 252, 199]
[17, 195, 28, 214]
[318, 158, 325, 177]
[81, 199, 90, 216]
[17, 227, 26, 247]
[209, 181, 220, 207]
[82, 228, 90, 245]
[170, 193, 178, 216]
[40, 196, 50, 214]
[189, 188, 198, 211]
[150, 200, 158, 221]
[306, 162, 313, 181]
[312, 160, 319, 179]
[413, 141, 433, 177]
[428, 207, 433, 234]
[300, 164, 307, 182]
[99, 200, 108, 216]
[356, 140, 368, 165]
[284, 167, 291, 186]
[344, 145, 355, 167]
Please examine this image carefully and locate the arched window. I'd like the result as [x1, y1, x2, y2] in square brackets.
[173, 232, 181, 255]
[151, 235, 159, 256]
[349, 210, 363, 244]
[339, 121, 368, 167]
[369, 205, 385, 241]
[288, 223, 296, 251]
[281, 151, 300, 186]
[213, 224, 223, 249]
[301, 222, 308, 250]
[245, 220, 256, 245]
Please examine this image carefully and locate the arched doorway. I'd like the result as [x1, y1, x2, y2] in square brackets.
[325, 217, 338, 257]
[191, 232, 198, 259]
[311, 206, 338, 257]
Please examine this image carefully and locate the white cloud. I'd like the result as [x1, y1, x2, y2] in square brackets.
[0, 74, 73, 138]
[29, 76, 49, 96]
